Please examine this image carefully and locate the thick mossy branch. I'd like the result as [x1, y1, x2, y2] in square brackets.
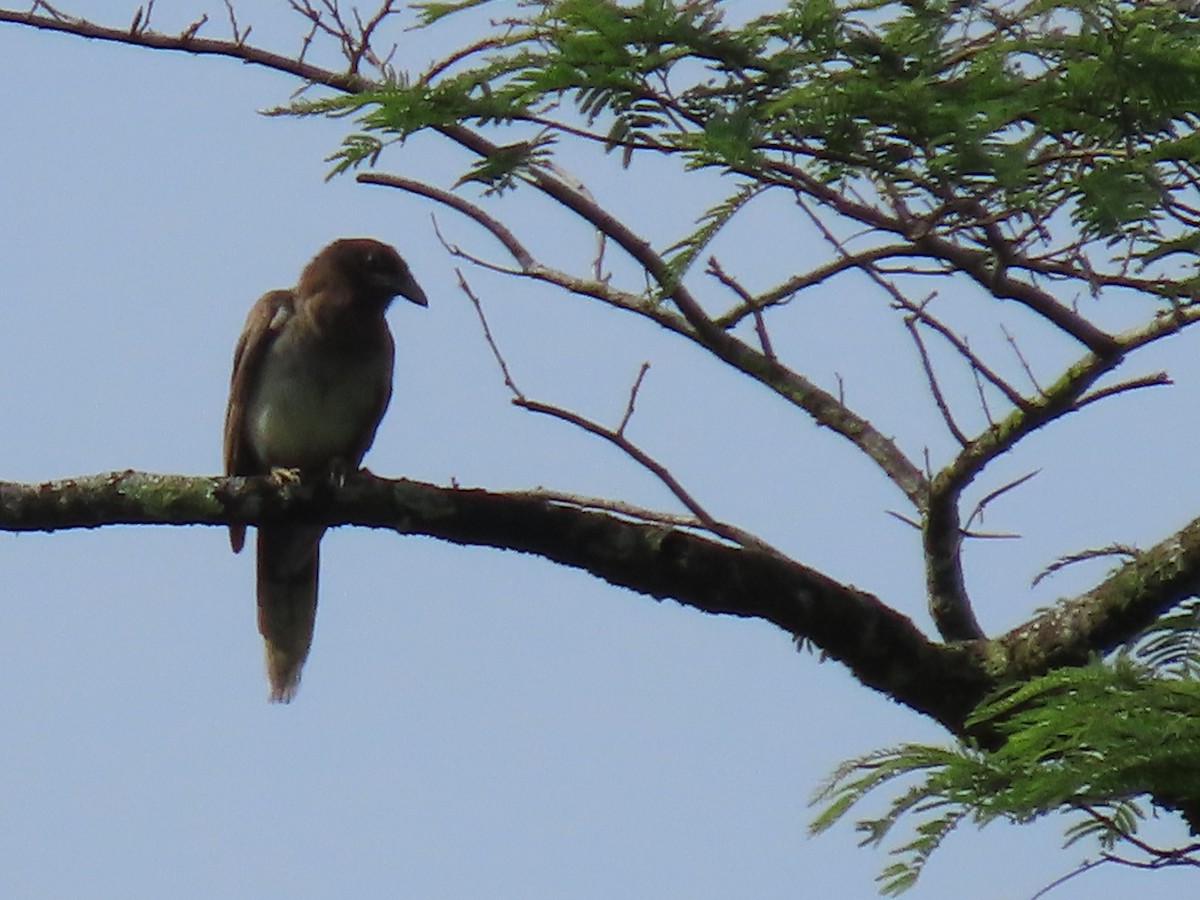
[8, 471, 1200, 735]
[1001, 518, 1200, 677]
[1, 470, 985, 728]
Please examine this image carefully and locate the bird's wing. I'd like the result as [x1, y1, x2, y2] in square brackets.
[223, 289, 295, 552]
[346, 326, 396, 468]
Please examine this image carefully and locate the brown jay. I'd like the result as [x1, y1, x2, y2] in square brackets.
[223, 238, 427, 702]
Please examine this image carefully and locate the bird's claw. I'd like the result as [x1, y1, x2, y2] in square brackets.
[327, 459, 362, 489]
[268, 466, 303, 485]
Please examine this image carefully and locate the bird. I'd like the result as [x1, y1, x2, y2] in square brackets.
[223, 238, 428, 702]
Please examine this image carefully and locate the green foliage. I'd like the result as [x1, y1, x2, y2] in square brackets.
[662, 182, 764, 278]
[810, 599, 1200, 895]
[413, 0, 495, 26]
[454, 133, 558, 195]
[288, 0, 1200, 297]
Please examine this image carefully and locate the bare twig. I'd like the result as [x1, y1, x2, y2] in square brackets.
[364, 173, 536, 268]
[1100, 850, 1200, 870]
[887, 509, 921, 530]
[1002, 324, 1045, 396]
[456, 268, 524, 400]
[964, 469, 1040, 532]
[352, 1, 399, 74]
[453, 271, 778, 555]
[961, 528, 1021, 540]
[617, 362, 650, 436]
[706, 256, 776, 359]
[1032, 545, 1140, 588]
[516, 396, 780, 554]
[129, 0, 153, 35]
[295, 13, 319, 64]
[1028, 858, 1108, 900]
[714, 245, 935, 328]
[432, 217, 527, 279]
[905, 313, 969, 446]
[181, 13, 207, 40]
[31, 1, 69, 23]
[223, 0, 249, 44]
[969, 349, 996, 427]
[894, 295, 1030, 410]
[421, 35, 509, 83]
[1074, 372, 1172, 410]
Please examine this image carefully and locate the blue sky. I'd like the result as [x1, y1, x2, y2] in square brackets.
[2, 3, 1198, 898]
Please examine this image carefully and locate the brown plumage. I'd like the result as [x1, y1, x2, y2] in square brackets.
[223, 238, 427, 702]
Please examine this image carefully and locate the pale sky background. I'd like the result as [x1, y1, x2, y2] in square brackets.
[1, 2, 1198, 898]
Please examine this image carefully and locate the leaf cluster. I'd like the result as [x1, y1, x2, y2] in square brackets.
[810, 599, 1200, 895]
[291, 0, 1200, 282]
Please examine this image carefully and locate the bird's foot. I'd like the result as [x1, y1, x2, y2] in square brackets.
[326, 459, 362, 489]
[268, 466, 304, 485]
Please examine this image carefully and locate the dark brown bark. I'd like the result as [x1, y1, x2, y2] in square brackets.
[7, 469, 1200, 749]
[3, 470, 991, 728]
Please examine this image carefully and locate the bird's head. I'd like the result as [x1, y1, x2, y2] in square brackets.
[303, 237, 429, 309]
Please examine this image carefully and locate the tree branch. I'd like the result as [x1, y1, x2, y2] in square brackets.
[364, 150, 930, 505]
[1000, 515, 1200, 676]
[0, 470, 990, 731]
[758, 158, 1122, 355]
[0, 7, 370, 92]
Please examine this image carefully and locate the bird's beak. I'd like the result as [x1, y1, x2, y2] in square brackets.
[397, 272, 428, 308]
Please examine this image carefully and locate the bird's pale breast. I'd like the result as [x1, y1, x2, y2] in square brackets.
[245, 331, 390, 470]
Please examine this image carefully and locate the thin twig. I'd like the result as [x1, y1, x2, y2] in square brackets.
[181, 13, 207, 39]
[129, 0, 153, 35]
[1002, 324, 1045, 396]
[517, 396, 779, 554]
[223, 0, 248, 44]
[905, 314, 969, 446]
[706, 256, 776, 359]
[887, 510, 921, 530]
[453, 272, 777, 555]
[421, 35, 508, 83]
[361, 172, 535, 269]
[1032, 544, 1140, 588]
[964, 469, 1040, 532]
[617, 362, 650, 436]
[1028, 858, 1108, 900]
[968, 343, 996, 427]
[895, 296, 1030, 410]
[456, 268, 524, 400]
[1082, 806, 1200, 868]
[716, 244, 934, 327]
[431, 214, 524, 277]
[1074, 372, 1172, 410]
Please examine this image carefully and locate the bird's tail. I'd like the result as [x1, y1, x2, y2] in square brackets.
[256, 525, 323, 703]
